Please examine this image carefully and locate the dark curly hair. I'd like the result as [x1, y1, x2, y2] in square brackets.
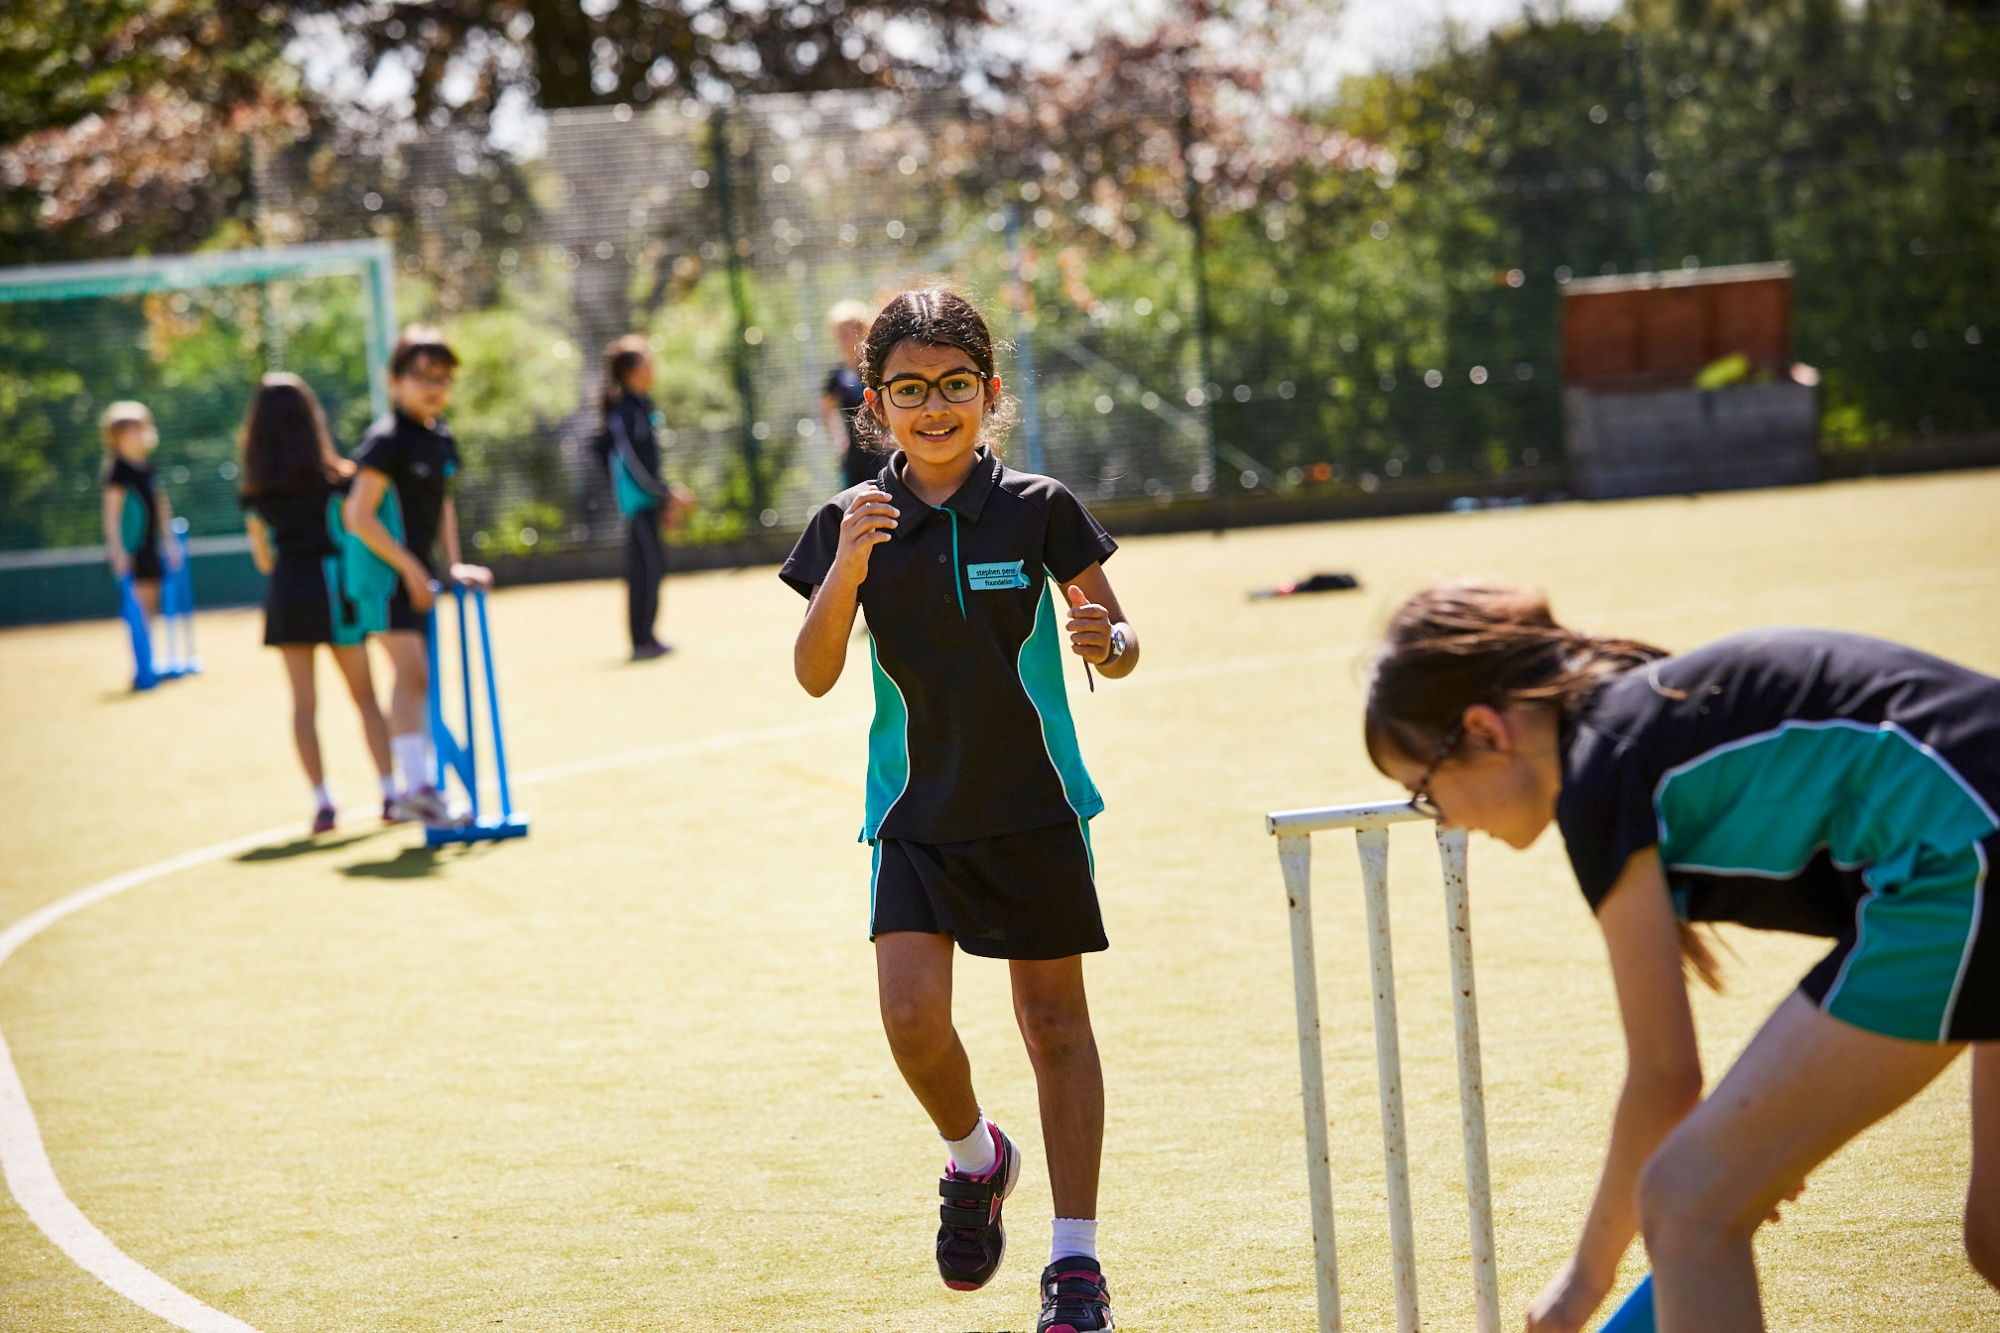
[855, 288, 1018, 455]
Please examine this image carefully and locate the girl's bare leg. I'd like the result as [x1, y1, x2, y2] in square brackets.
[279, 646, 323, 788]
[1965, 1045, 2000, 1286]
[1010, 955, 1103, 1220]
[330, 643, 394, 781]
[1637, 992, 1962, 1332]
[876, 931, 980, 1140]
[380, 629, 430, 738]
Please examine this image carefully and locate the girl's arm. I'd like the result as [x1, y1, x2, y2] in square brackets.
[794, 486, 898, 696]
[157, 485, 180, 571]
[244, 515, 275, 576]
[102, 485, 131, 577]
[1062, 562, 1139, 680]
[343, 467, 435, 612]
[440, 496, 492, 589]
[1527, 847, 1704, 1333]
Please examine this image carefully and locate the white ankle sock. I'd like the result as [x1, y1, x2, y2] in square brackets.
[391, 734, 428, 794]
[1050, 1217, 1098, 1263]
[379, 774, 397, 800]
[311, 782, 333, 811]
[945, 1114, 997, 1178]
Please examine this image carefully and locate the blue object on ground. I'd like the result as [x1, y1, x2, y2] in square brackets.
[157, 524, 202, 678]
[1599, 1275, 1655, 1332]
[424, 584, 530, 847]
[117, 573, 158, 691]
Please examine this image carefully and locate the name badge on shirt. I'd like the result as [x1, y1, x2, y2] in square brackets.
[965, 560, 1031, 591]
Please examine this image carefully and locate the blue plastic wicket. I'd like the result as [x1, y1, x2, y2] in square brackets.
[424, 584, 529, 847]
[117, 574, 158, 691]
[1598, 1275, 1655, 1332]
[157, 525, 201, 678]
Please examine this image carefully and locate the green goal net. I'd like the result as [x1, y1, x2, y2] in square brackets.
[0, 241, 393, 622]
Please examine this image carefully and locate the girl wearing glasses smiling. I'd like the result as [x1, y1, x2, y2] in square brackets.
[1366, 581, 2000, 1333]
[781, 289, 1134, 1333]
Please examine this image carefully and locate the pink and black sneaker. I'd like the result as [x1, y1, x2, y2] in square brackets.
[935, 1121, 1022, 1291]
[1037, 1256, 1114, 1333]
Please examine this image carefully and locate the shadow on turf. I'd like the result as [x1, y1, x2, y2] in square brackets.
[339, 845, 445, 879]
[236, 828, 393, 863]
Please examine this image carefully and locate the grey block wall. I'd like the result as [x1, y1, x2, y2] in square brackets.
[1564, 381, 1820, 499]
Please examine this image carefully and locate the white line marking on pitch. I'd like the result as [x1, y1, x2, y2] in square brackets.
[0, 713, 864, 1332]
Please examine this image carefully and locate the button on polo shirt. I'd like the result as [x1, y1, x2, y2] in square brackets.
[781, 446, 1118, 844]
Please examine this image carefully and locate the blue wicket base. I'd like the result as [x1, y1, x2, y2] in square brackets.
[1598, 1275, 1655, 1332]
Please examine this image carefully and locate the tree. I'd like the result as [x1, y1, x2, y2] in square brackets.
[284, 0, 998, 126]
[0, 1, 304, 262]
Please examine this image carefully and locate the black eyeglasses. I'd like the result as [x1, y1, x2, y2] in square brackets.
[882, 370, 984, 409]
[1409, 718, 1466, 821]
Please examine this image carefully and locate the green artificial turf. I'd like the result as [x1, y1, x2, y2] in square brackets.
[3, 470, 1997, 1330]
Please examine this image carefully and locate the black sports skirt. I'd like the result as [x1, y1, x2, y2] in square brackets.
[262, 557, 337, 646]
[870, 819, 1107, 960]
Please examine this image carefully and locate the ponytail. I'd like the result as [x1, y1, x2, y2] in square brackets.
[1365, 581, 1726, 990]
[601, 333, 650, 416]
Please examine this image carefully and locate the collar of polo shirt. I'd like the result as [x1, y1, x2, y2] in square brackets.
[879, 444, 1003, 529]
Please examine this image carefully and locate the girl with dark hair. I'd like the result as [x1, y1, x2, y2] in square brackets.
[1364, 581, 2000, 1332]
[781, 288, 1135, 1333]
[239, 373, 396, 833]
[592, 333, 695, 660]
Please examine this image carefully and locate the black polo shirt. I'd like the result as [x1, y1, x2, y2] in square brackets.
[105, 457, 159, 555]
[353, 409, 459, 566]
[781, 446, 1118, 844]
[1558, 629, 2000, 927]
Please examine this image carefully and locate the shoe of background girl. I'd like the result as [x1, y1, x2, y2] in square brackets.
[1036, 1256, 1114, 1333]
[390, 785, 455, 829]
[935, 1121, 1022, 1291]
[312, 807, 336, 835]
[382, 798, 406, 826]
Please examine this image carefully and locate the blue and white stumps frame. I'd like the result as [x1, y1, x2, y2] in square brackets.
[425, 585, 530, 846]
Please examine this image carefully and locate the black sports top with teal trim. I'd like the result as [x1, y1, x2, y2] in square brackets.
[780, 446, 1118, 844]
[353, 410, 459, 567]
[1557, 628, 2000, 930]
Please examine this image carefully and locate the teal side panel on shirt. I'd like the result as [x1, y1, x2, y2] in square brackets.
[120, 491, 146, 554]
[337, 486, 404, 605]
[862, 635, 912, 841]
[1657, 721, 1997, 1041]
[1016, 581, 1105, 821]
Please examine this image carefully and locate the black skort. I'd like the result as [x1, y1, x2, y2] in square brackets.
[386, 578, 430, 633]
[263, 557, 337, 645]
[129, 546, 165, 582]
[870, 820, 1107, 960]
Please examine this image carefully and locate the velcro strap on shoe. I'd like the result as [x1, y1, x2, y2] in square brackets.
[940, 1202, 995, 1227]
[1046, 1272, 1108, 1300]
[939, 1176, 997, 1206]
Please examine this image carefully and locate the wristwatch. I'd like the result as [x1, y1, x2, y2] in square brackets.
[1104, 623, 1128, 665]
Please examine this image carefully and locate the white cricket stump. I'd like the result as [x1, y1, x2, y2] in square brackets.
[1267, 800, 1500, 1333]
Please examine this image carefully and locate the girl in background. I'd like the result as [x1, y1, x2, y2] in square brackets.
[100, 400, 179, 684]
[594, 334, 695, 660]
[240, 374, 396, 834]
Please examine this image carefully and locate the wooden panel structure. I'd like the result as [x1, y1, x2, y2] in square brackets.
[1562, 262, 1793, 387]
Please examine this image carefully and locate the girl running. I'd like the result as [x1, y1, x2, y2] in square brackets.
[781, 289, 1137, 1333]
[1363, 581, 2000, 1333]
[239, 374, 396, 833]
[593, 334, 695, 660]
